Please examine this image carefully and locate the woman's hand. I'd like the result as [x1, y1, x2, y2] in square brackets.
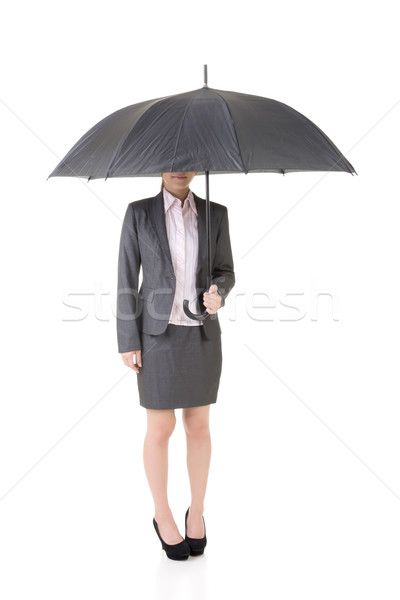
[121, 350, 142, 373]
[203, 284, 222, 314]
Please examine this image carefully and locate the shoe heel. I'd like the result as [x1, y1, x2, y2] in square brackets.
[184, 507, 207, 556]
[190, 549, 205, 556]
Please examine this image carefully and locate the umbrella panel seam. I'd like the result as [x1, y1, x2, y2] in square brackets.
[210, 88, 247, 173]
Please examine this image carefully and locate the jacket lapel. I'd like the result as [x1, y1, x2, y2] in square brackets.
[147, 191, 174, 275]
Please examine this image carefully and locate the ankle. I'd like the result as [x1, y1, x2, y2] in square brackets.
[188, 505, 204, 517]
[154, 507, 173, 521]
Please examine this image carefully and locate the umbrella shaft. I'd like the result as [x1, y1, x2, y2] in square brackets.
[205, 170, 211, 289]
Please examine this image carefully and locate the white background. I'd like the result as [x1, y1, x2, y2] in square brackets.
[1, 0, 399, 598]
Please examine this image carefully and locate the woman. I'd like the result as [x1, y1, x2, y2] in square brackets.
[116, 171, 235, 560]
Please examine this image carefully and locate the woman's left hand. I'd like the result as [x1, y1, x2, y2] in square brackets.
[203, 284, 222, 314]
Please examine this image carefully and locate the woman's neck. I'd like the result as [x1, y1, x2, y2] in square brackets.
[164, 185, 190, 204]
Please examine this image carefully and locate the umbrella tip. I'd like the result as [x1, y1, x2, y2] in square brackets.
[203, 64, 208, 87]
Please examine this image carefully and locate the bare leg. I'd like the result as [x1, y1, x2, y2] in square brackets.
[182, 405, 211, 538]
[143, 408, 183, 544]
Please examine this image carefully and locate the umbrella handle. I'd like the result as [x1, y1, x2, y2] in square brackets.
[183, 299, 210, 321]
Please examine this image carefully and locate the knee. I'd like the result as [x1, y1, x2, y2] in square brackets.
[183, 417, 210, 439]
[147, 413, 176, 443]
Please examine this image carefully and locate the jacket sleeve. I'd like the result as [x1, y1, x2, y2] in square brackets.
[211, 206, 235, 307]
[116, 203, 142, 353]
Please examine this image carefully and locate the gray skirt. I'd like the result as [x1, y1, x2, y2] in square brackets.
[137, 324, 222, 410]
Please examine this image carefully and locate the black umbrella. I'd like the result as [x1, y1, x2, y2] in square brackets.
[49, 65, 356, 319]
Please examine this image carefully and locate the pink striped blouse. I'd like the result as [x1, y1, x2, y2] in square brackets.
[163, 188, 202, 326]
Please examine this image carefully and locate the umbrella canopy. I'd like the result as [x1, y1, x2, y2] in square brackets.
[48, 86, 356, 180]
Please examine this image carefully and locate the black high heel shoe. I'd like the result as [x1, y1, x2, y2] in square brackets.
[184, 507, 207, 556]
[153, 519, 190, 561]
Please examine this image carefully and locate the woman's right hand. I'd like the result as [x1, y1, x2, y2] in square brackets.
[121, 350, 142, 373]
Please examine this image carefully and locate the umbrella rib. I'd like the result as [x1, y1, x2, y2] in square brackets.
[170, 93, 197, 172]
[277, 100, 356, 174]
[105, 97, 167, 179]
[312, 121, 357, 174]
[210, 89, 247, 173]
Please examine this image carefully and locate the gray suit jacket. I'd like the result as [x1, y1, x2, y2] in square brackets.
[116, 190, 235, 353]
